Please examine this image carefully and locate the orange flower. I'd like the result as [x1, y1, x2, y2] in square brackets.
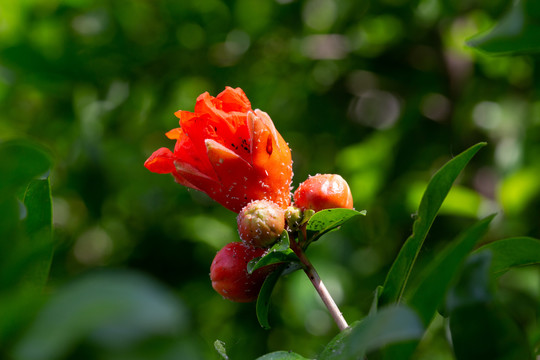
[144, 87, 293, 213]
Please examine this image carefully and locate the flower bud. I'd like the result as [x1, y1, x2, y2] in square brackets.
[210, 242, 273, 302]
[285, 205, 303, 230]
[237, 200, 285, 248]
[293, 174, 353, 212]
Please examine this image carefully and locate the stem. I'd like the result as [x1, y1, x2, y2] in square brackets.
[290, 236, 349, 331]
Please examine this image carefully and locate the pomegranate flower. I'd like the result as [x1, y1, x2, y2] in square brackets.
[144, 87, 293, 213]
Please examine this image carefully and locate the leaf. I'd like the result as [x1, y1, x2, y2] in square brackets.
[446, 252, 532, 360]
[381, 215, 495, 360]
[467, 0, 540, 54]
[14, 270, 186, 360]
[256, 264, 288, 330]
[0, 179, 55, 290]
[214, 339, 229, 360]
[22, 178, 54, 290]
[368, 285, 384, 315]
[408, 214, 495, 325]
[318, 305, 424, 360]
[306, 208, 366, 242]
[0, 140, 52, 199]
[306, 208, 366, 232]
[0, 197, 21, 277]
[378, 142, 486, 306]
[0, 141, 53, 289]
[0, 285, 46, 344]
[406, 182, 484, 218]
[248, 231, 300, 274]
[473, 237, 540, 276]
[255, 351, 312, 360]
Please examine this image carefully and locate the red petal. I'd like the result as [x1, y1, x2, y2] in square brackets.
[247, 111, 293, 209]
[217, 87, 251, 112]
[172, 112, 219, 180]
[248, 111, 273, 166]
[175, 161, 220, 184]
[165, 127, 182, 140]
[255, 110, 280, 151]
[144, 148, 176, 174]
[205, 139, 253, 183]
[171, 172, 203, 191]
[174, 161, 222, 198]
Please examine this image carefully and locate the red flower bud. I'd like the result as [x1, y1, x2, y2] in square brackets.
[144, 87, 293, 213]
[210, 242, 273, 302]
[293, 174, 353, 212]
[237, 200, 285, 248]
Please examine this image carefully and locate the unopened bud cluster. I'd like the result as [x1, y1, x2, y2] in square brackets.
[210, 200, 285, 302]
[237, 200, 285, 248]
[294, 174, 353, 212]
[210, 174, 354, 302]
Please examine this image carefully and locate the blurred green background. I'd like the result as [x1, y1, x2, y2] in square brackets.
[1, 0, 539, 359]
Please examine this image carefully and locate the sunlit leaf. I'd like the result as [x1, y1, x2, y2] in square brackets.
[307, 208, 366, 232]
[306, 208, 366, 242]
[406, 182, 485, 218]
[446, 252, 532, 359]
[379, 143, 486, 306]
[474, 237, 540, 276]
[318, 305, 424, 360]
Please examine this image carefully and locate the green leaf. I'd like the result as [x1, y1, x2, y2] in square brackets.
[368, 285, 384, 315]
[256, 264, 287, 330]
[0, 140, 53, 289]
[14, 270, 186, 360]
[214, 339, 229, 360]
[0, 285, 46, 344]
[22, 178, 54, 290]
[406, 182, 485, 218]
[318, 305, 424, 360]
[467, 0, 540, 54]
[306, 208, 366, 232]
[378, 142, 486, 306]
[248, 251, 300, 274]
[408, 214, 495, 325]
[0, 140, 52, 199]
[255, 351, 312, 360]
[473, 237, 540, 276]
[306, 208, 366, 241]
[0, 178, 55, 290]
[381, 215, 495, 360]
[446, 252, 532, 360]
[0, 197, 21, 277]
[248, 231, 300, 274]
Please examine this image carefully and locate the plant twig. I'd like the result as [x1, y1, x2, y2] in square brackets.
[290, 235, 349, 331]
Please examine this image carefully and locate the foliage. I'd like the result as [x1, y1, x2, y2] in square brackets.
[467, 0, 540, 54]
[1, 0, 540, 359]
